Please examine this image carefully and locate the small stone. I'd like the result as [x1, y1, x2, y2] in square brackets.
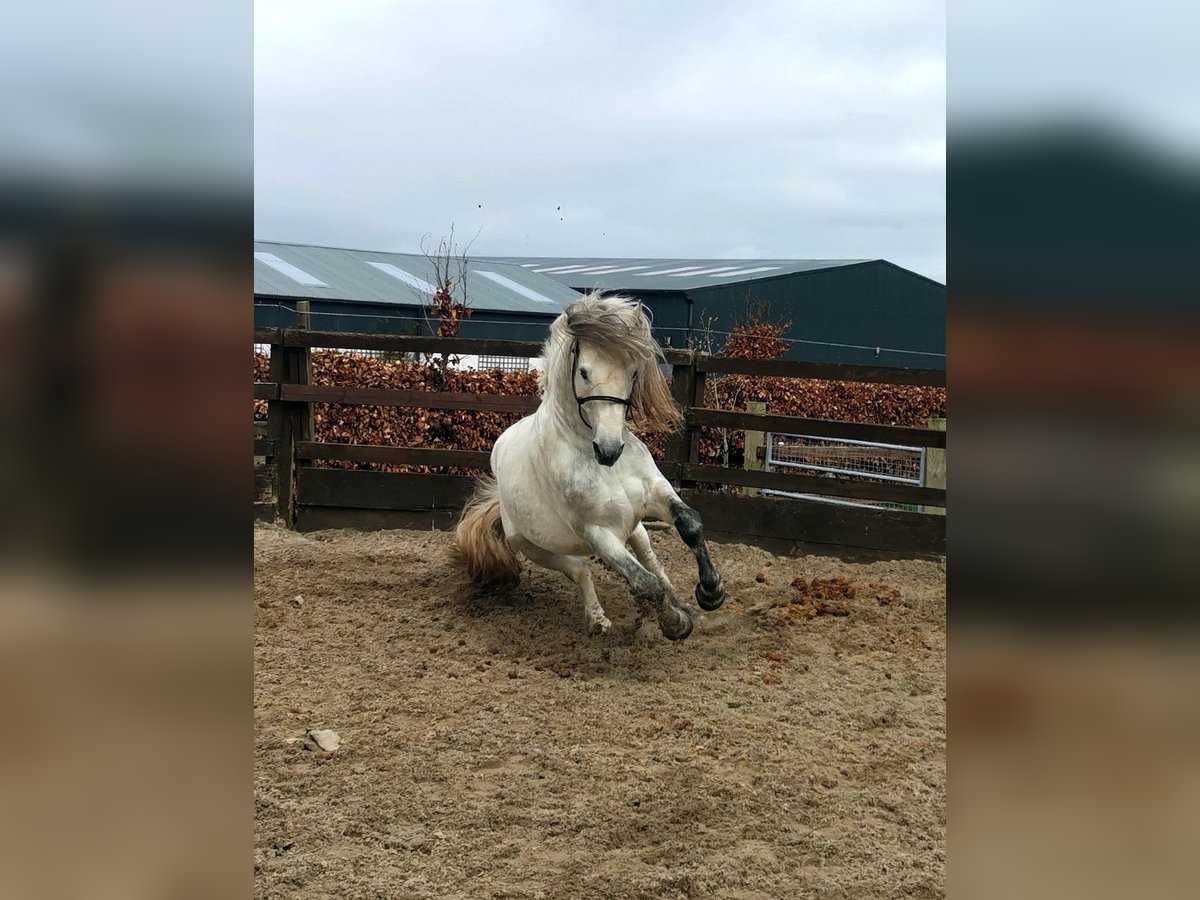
[292, 595, 304, 607]
[303, 729, 341, 752]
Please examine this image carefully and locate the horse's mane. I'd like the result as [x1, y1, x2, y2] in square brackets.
[539, 292, 683, 433]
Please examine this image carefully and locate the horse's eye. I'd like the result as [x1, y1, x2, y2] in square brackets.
[579, 368, 590, 381]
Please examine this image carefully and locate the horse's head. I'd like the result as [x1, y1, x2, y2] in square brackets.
[546, 294, 682, 465]
[571, 337, 636, 465]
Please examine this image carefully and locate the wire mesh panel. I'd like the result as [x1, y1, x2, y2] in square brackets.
[477, 355, 530, 373]
[764, 433, 926, 511]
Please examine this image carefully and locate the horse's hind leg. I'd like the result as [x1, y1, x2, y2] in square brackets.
[508, 534, 610, 635]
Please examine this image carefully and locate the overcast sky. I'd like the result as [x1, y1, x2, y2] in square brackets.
[255, 1, 945, 282]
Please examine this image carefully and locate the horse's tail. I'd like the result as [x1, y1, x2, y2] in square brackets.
[449, 476, 521, 588]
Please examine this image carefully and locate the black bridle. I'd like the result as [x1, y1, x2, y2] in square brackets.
[571, 339, 637, 429]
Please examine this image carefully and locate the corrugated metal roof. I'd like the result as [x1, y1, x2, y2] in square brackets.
[490, 257, 876, 291]
[254, 241, 581, 315]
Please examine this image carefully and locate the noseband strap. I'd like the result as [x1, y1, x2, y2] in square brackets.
[571, 339, 637, 429]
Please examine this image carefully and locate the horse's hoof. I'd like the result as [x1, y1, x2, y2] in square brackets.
[696, 579, 726, 611]
[587, 614, 612, 636]
[660, 606, 694, 641]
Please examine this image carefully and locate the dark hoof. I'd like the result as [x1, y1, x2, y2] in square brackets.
[696, 579, 726, 611]
[660, 606, 694, 641]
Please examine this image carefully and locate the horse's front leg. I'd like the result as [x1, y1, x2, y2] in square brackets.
[648, 483, 727, 611]
[627, 523, 685, 635]
[627, 523, 676, 594]
[583, 525, 694, 641]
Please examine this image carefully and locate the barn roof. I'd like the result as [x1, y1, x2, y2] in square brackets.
[489, 257, 883, 292]
[254, 241, 581, 315]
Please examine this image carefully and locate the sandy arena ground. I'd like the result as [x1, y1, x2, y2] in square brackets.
[254, 522, 945, 899]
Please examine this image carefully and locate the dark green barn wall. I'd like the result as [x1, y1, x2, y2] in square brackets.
[686, 262, 945, 369]
[255, 261, 945, 369]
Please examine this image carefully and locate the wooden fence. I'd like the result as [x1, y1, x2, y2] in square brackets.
[253, 326, 946, 555]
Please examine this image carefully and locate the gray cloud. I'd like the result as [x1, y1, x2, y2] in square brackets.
[255, 0, 945, 280]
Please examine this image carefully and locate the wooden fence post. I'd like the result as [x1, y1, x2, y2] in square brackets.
[269, 335, 294, 524]
[742, 401, 766, 496]
[664, 352, 697, 486]
[293, 301, 315, 445]
[689, 369, 707, 466]
[923, 417, 946, 515]
[271, 304, 315, 527]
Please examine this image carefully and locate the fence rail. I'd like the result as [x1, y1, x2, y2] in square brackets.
[295, 442, 492, 468]
[254, 326, 946, 555]
[694, 355, 945, 386]
[680, 464, 944, 507]
[688, 408, 945, 449]
[281, 384, 540, 413]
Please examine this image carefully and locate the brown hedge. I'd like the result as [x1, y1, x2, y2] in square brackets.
[254, 350, 944, 473]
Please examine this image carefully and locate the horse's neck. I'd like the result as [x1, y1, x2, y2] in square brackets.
[536, 386, 586, 445]
[537, 348, 590, 446]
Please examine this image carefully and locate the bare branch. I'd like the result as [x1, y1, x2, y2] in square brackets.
[413, 223, 479, 375]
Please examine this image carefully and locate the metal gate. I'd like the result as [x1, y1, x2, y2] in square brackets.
[764, 433, 927, 510]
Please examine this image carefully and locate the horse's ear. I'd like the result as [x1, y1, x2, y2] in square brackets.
[551, 310, 573, 339]
[636, 300, 655, 334]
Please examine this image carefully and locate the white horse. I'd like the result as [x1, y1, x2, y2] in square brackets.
[450, 293, 726, 641]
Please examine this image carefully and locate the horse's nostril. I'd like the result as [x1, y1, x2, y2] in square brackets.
[592, 441, 602, 462]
